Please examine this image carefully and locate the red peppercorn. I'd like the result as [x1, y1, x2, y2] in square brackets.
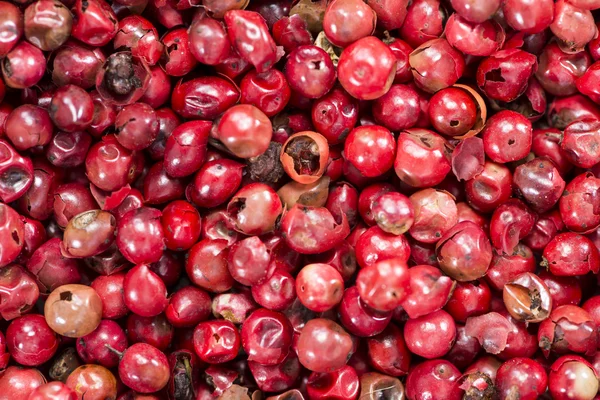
[3, 0, 600, 391]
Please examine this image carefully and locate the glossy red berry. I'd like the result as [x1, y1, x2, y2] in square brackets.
[404, 310, 457, 359]
[429, 87, 479, 136]
[85, 135, 136, 192]
[338, 286, 391, 337]
[114, 103, 159, 151]
[306, 365, 360, 400]
[402, 264, 455, 318]
[241, 308, 293, 366]
[0, 367, 46, 400]
[6, 105, 53, 152]
[113, 16, 163, 66]
[549, 356, 599, 400]
[76, 320, 127, 368]
[560, 172, 600, 233]
[445, 14, 504, 57]
[445, 281, 492, 323]
[355, 225, 410, 269]
[482, 110, 533, 163]
[542, 232, 600, 276]
[344, 125, 395, 178]
[409, 189, 458, 244]
[0, 2, 23, 57]
[188, 12, 230, 66]
[0, 203, 25, 268]
[561, 119, 600, 168]
[538, 305, 598, 357]
[338, 36, 397, 100]
[489, 199, 537, 255]
[28, 382, 76, 400]
[409, 38, 465, 93]
[161, 28, 198, 77]
[395, 129, 452, 188]
[161, 200, 201, 251]
[227, 183, 282, 236]
[2, 41, 45, 89]
[119, 343, 169, 393]
[476, 49, 538, 103]
[323, 0, 376, 47]
[296, 263, 344, 312]
[193, 320, 241, 364]
[551, 0, 597, 53]
[224, 10, 278, 73]
[285, 45, 336, 99]
[495, 357, 548, 400]
[7, 314, 58, 366]
[399, 0, 445, 47]
[436, 221, 492, 281]
[215, 105, 273, 159]
[356, 258, 410, 312]
[123, 264, 168, 317]
[71, 0, 118, 47]
[171, 76, 240, 120]
[406, 359, 462, 400]
[465, 161, 513, 213]
[297, 318, 353, 373]
[240, 69, 291, 117]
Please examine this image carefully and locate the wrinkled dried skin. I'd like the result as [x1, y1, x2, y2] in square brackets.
[410, 39, 465, 93]
[358, 372, 406, 400]
[401, 265, 456, 319]
[0, 264, 39, 320]
[477, 49, 538, 102]
[212, 292, 258, 324]
[62, 210, 117, 258]
[514, 158, 565, 213]
[277, 176, 330, 208]
[172, 77, 240, 120]
[0, 140, 34, 203]
[169, 352, 198, 400]
[446, 15, 505, 57]
[503, 272, 552, 323]
[561, 119, 600, 168]
[465, 312, 512, 354]
[452, 136, 485, 181]
[436, 221, 492, 281]
[290, 0, 327, 33]
[458, 372, 495, 400]
[203, 0, 249, 18]
[409, 189, 458, 244]
[281, 205, 350, 254]
[490, 200, 536, 255]
[50, 347, 81, 382]
[224, 10, 279, 73]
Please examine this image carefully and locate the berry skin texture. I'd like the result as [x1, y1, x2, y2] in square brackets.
[338, 36, 397, 100]
[4, 0, 600, 394]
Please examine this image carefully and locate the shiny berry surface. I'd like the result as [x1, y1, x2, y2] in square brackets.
[0, 1, 597, 397]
